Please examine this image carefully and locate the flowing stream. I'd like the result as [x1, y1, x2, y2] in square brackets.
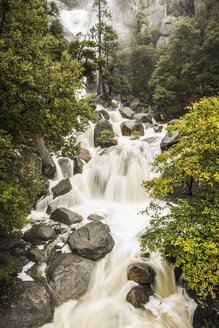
[28, 103, 197, 328]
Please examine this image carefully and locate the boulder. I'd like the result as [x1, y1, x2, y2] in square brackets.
[23, 224, 56, 244]
[27, 248, 45, 263]
[121, 120, 144, 136]
[98, 109, 110, 120]
[78, 148, 91, 163]
[0, 281, 54, 328]
[68, 221, 114, 260]
[52, 178, 72, 199]
[128, 263, 156, 284]
[47, 253, 95, 305]
[57, 157, 73, 178]
[160, 130, 181, 151]
[98, 138, 118, 149]
[73, 157, 84, 174]
[50, 208, 83, 225]
[126, 285, 153, 308]
[119, 107, 135, 119]
[94, 119, 114, 147]
[36, 138, 56, 179]
[26, 264, 45, 282]
[143, 136, 159, 144]
[87, 214, 104, 221]
[129, 98, 140, 110]
[133, 113, 152, 123]
[153, 124, 163, 133]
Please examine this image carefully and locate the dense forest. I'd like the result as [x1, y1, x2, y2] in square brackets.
[0, 0, 218, 327]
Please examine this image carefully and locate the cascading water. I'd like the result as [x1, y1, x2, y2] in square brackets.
[28, 103, 197, 328]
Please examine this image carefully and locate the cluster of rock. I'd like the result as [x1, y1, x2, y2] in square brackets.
[0, 203, 114, 327]
[126, 263, 156, 308]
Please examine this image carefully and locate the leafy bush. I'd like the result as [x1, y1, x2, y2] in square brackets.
[131, 131, 140, 139]
[98, 129, 115, 140]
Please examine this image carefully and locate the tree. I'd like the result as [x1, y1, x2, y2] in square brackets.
[0, 0, 94, 231]
[142, 96, 219, 304]
[91, 0, 112, 99]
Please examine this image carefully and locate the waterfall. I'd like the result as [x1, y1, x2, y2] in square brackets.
[33, 102, 197, 328]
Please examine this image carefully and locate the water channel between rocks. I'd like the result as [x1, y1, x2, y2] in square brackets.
[20, 103, 196, 328]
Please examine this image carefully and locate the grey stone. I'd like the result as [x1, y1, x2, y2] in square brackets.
[27, 248, 45, 263]
[98, 138, 118, 148]
[160, 130, 181, 151]
[52, 178, 72, 199]
[133, 113, 152, 123]
[36, 138, 56, 179]
[128, 263, 156, 284]
[73, 157, 84, 174]
[121, 120, 144, 136]
[79, 148, 91, 162]
[142, 136, 159, 144]
[68, 221, 114, 260]
[98, 109, 110, 120]
[87, 214, 104, 221]
[23, 224, 56, 245]
[119, 107, 135, 119]
[57, 157, 73, 178]
[126, 285, 153, 308]
[0, 281, 54, 328]
[47, 253, 95, 305]
[153, 124, 163, 133]
[26, 264, 45, 282]
[94, 119, 114, 147]
[50, 208, 83, 225]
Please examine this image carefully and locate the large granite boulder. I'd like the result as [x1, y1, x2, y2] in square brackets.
[126, 285, 153, 308]
[57, 157, 73, 178]
[52, 178, 72, 199]
[50, 208, 83, 225]
[27, 248, 45, 263]
[68, 221, 114, 260]
[23, 224, 56, 244]
[98, 109, 110, 120]
[120, 120, 144, 136]
[36, 138, 56, 179]
[133, 113, 152, 123]
[160, 130, 181, 151]
[0, 281, 54, 328]
[94, 119, 114, 147]
[98, 138, 118, 149]
[47, 253, 95, 305]
[87, 214, 104, 221]
[128, 263, 156, 284]
[78, 148, 91, 163]
[119, 107, 135, 119]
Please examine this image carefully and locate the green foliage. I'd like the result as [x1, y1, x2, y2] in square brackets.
[131, 130, 140, 139]
[151, 1, 219, 119]
[142, 96, 219, 304]
[49, 19, 64, 38]
[98, 129, 115, 140]
[61, 0, 81, 7]
[49, 1, 59, 16]
[0, 264, 21, 282]
[0, 0, 95, 230]
[201, 319, 219, 328]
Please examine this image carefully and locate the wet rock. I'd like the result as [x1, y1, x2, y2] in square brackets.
[23, 224, 56, 245]
[29, 153, 43, 175]
[47, 253, 95, 305]
[50, 208, 83, 225]
[36, 138, 56, 179]
[133, 113, 152, 123]
[160, 130, 181, 151]
[121, 120, 144, 136]
[52, 178, 72, 199]
[119, 107, 135, 119]
[142, 136, 159, 144]
[128, 263, 156, 284]
[87, 214, 104, 221]
[57, 157, 73, 178]
[129, 98, 140, 111]
[27, 248, 45, 263]
[153, 124, 163, 133]
[0, 252, 23, 275]
[26, 264, 45, 282]
[0, 281, 54, 328]
[145, 123, 154, 129]
[68, 221, 114, 260]
[98, 109, 110, 120]
[126, 285, 153, 308]
[73, 157, 84, 174]
[94, 119, 114, 147]
[79, 148, 91, 163]
[98, 138, 118, 148]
